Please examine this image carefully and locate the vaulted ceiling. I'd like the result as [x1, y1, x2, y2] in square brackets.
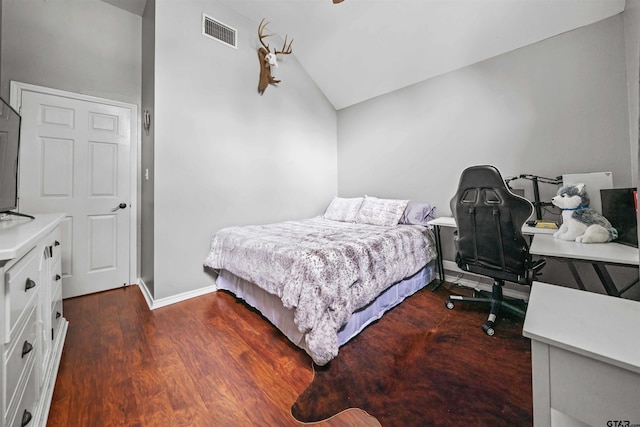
[103, 0, 147, 16]
[105, 0, 626, 110]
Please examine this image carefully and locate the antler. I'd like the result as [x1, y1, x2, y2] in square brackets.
[274, 34, 293, 55]
[257, 19, 293, 95]
[258, 18, 293, 55]
[258, 18, 272, 51]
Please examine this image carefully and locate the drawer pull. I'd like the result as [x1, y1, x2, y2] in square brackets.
[21, 340, 33, 358]
[54, 240, 60, 246]
[56, 311, 61, 319]
[25, 278, 36, 291]
[21, 409, 32, 426]
[55, 274, 62, 281]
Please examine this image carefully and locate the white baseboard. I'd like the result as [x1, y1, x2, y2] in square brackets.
[136, 278, 217, 310]
[136, 279, 153, 308]
[442, 260, 531, 302]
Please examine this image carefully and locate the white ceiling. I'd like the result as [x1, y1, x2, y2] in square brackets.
[105, 0, 626, 110]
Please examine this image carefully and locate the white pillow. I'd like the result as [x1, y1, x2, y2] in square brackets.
[323, 197, 364, 222]
[356, 196, 409, 227]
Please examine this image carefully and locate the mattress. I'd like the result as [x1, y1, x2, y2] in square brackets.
[205, 216, 436, 364]
[215, 262, 436, 361]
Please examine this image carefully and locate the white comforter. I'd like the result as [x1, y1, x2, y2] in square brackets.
[204, 217, 435, 365]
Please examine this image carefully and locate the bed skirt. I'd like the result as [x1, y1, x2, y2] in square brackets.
[215, 260, 437, 360]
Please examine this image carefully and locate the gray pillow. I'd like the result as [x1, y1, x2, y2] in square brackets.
[399, 202, 436, 226]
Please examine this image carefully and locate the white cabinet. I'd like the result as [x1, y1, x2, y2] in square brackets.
[523, 282, 640, 427]
[1, 214, 68, 427]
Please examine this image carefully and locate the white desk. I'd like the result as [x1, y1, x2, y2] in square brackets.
[523, 281, 640, 427]
[529, 234, 639, 297]
[427, 216, 554, 288]
[427, 216, 457, 229]
[428, 216, 556, 236]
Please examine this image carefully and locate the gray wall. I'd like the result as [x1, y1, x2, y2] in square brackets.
[141, 0, 155, 295]
[150, 1, 338, 300]
[1, 0, 143, 286]
[337, 13, 638, 297]
[0, 0, 338, 302]
[337, 14, 631, 216]
[2, 0, 638, 301]
[0, 0, 141, 105]
[0, 0, 2, 91]
[626, 0, 640, 188]
[624, 0, 640, 300]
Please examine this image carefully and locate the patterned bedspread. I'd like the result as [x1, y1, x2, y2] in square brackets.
[203, 217, 436, 365]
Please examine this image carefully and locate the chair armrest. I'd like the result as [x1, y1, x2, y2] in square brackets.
[530, 258, 546, 273]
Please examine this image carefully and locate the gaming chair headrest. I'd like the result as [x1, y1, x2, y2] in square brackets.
[458, 165, 508, 192]
[450, 164, 533, 230]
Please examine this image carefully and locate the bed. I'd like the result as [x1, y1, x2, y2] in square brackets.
[203, 196, 437, 365]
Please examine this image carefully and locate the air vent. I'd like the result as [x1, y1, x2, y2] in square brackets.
[202, 14, 237, 49]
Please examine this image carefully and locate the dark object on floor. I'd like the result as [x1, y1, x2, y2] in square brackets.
[291, 286, 532, 427]
[447, 165, 545, 335]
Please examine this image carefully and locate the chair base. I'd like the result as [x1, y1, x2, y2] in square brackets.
[445, 280, 526, 336]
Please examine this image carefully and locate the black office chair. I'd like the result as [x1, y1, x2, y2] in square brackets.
[445, 165, 545, 336]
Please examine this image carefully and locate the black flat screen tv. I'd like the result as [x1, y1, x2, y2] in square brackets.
[0, 96, 33, 220]
[601, 188, 638, 248]
[0, 97, 21, 215]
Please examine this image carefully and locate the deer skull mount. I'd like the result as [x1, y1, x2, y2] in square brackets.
[257, 19, 293, 95]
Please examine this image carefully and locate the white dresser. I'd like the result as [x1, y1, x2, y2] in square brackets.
[523, 281, 640, 427]
[0, 214, 67, 427]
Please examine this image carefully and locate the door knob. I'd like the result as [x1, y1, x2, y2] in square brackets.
[111, 203, 127, 212]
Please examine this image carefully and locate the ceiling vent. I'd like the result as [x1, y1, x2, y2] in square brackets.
[202, 14, 237, 49]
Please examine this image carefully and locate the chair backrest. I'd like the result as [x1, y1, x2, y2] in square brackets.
[450, 165, 533, 279]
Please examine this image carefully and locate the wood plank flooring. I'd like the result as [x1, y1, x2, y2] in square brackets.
[47, 285, 379, 426]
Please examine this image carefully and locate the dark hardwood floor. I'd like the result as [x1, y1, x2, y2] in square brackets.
[47, 285, 379, 426]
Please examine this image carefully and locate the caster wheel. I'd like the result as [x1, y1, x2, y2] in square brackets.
[482, 323, 495, 336]
[445, 300, 455, 310]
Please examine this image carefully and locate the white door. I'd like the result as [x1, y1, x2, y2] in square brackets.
[16, 88, 134, 298]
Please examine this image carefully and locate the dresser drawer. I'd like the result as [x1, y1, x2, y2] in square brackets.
[45, 226, 61, 256]
[5, 303, 38, 412]
[5, 248, 39, 341]
[51, 285, 63, 341]
[6, 360, 39, 427]
[50, 256, 62, 303]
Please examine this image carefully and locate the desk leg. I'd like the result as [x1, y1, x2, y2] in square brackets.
[564, 259, 635, 297]
[431, 225, 445, 291]
[566, 261, 587, 292]
[619, 277, 640, 296]
[592, 263, 620, 297]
